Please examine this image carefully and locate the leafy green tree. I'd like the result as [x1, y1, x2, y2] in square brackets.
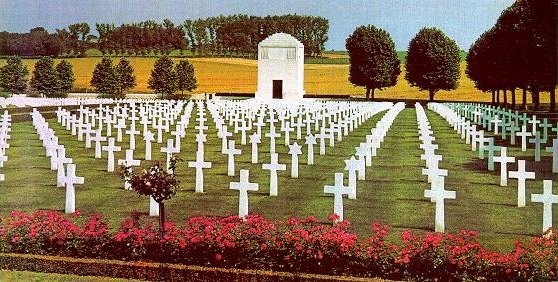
[90, 57, 118, 96]
[405, 27, 461, 101]
[114, 58, 136, 98]
[174, 60, 197, 96]
[148, 56, 176, 98]
[30, 57, 60, 97]
[466, 28, 499, 104]
[0, 56, 29, 95]
[346, 25, 400, 100]
[55, 60, 75, 94]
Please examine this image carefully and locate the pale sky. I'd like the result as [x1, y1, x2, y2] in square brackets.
[0, 0, 515, 50]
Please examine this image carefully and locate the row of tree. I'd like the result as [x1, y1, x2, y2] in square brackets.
[346, 26, 460, 101]
[181, 14, 328, 57]
[0, 55, 198, 98]
[466, 0, 557, 110]
[96, 20, 186, 56]
[89, 57, 197, 98]
[0, 56, 75, 97]
[0, 15, 329, 58]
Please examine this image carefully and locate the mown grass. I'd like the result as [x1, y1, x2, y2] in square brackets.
[1, 105, 556, 252]
[0, 270, 142, 281]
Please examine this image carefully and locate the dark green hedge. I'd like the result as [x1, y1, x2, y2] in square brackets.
[0, 253, 374, 282]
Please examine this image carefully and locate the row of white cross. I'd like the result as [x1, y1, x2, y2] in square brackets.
[323, 102, 405, 222]
[215, 101, 394, 197]
[229, 102, 402, 220]
[1, 97, 116, 109]
[49, 99, 396, 219]
[0, 110, 11, 181]
[31, 110, 84, 214]
[450, 103, 558, 171]
[416, 103, 455, 233]
[429, 103, 558, 233]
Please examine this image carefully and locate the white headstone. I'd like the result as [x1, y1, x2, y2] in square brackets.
[424, 177, 456, 233]
[249, 133, 261, 164]
[305, 134, 317, 165]
[493, 147, 516, 186]
[324, 172, 349, 223]
[63, 163, 84, 214]
[143, 131, 155, 160]
[508, 160, 535, 207]
[188, 150, 212, 193]
[102, 138, 121, 172]
[262, 153, 286, 196]
[230, 169, 259, 219]
[288, 142, 302, 178]
[531, 180, 558, 233]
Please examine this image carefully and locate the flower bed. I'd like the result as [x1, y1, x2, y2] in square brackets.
[1, 210, 556, 281]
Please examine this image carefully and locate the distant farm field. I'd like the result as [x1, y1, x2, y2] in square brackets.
[0, 57, 551, 103]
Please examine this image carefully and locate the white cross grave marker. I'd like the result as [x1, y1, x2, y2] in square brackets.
[262, 153, 286, 196]
[230, 169, 259, 219]
[531, 180, 558, 233]
[424, 176, 456, 233]
[324, 172, 350, 223]
[188, 150, 212, 193]
[63, 163, 84, 214]
[509, 160, 536, 207]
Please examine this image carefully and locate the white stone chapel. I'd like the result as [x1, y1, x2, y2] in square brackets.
[255, 33, 305, 100]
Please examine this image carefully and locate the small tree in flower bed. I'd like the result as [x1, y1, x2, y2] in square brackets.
[121, 157, 181, 238]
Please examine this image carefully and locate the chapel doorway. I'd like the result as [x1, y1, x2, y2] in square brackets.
[272, 80, 283, 99]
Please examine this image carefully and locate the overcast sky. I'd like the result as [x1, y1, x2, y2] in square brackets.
[0, 0, 515, 50]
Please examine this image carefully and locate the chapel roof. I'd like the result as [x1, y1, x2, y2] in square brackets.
[259, 33, 303, 48]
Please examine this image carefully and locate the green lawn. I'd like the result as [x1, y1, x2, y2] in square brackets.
[1, 105, 556, 252]
[0, 270, 142, 281]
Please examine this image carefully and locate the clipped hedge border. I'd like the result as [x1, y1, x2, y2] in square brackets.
[0, 253, 382, 282]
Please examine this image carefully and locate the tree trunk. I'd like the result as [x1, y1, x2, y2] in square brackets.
[371, 88, 375, 100]
[522, 88, 527, 109]
[365, 87, 370, 100]
[491, 90, 495, 104]
[158, 202, 165, 238]
[551, 88, 556, 112]
[510, 87, 515, 110]
[503, 89, 507, 107]
[428, 89, 435, 101]
[496, 89, 500, 104]
[533, 89, 540, 110]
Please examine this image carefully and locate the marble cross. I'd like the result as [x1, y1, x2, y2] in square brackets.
[508, 160, 535, 207]
[91, 129, 106, 159]
[546, 138, 558, 173]
[102, 138, 121, 172]
[118, 149, 141, 190]
[262, 153, 286, 196]
[324, 172, 350, 223]
[224, 140, 241, 176]
[249, 133, 261, 164]
[305, 134, 317, 165]
[531, 180, 558, 233]
[493, 147, 516, 186]
[143, 131, 155, 160]
[188, 150, 212, 193]
[62, 163, 84, 214]
[230, 169, 259, 219]
[288, 142, 302, 178]
[424, 176, 456, 233]
[344, 156, 359, 199]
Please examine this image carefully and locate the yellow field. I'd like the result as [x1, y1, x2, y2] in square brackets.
[0, 57, 552, 103]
